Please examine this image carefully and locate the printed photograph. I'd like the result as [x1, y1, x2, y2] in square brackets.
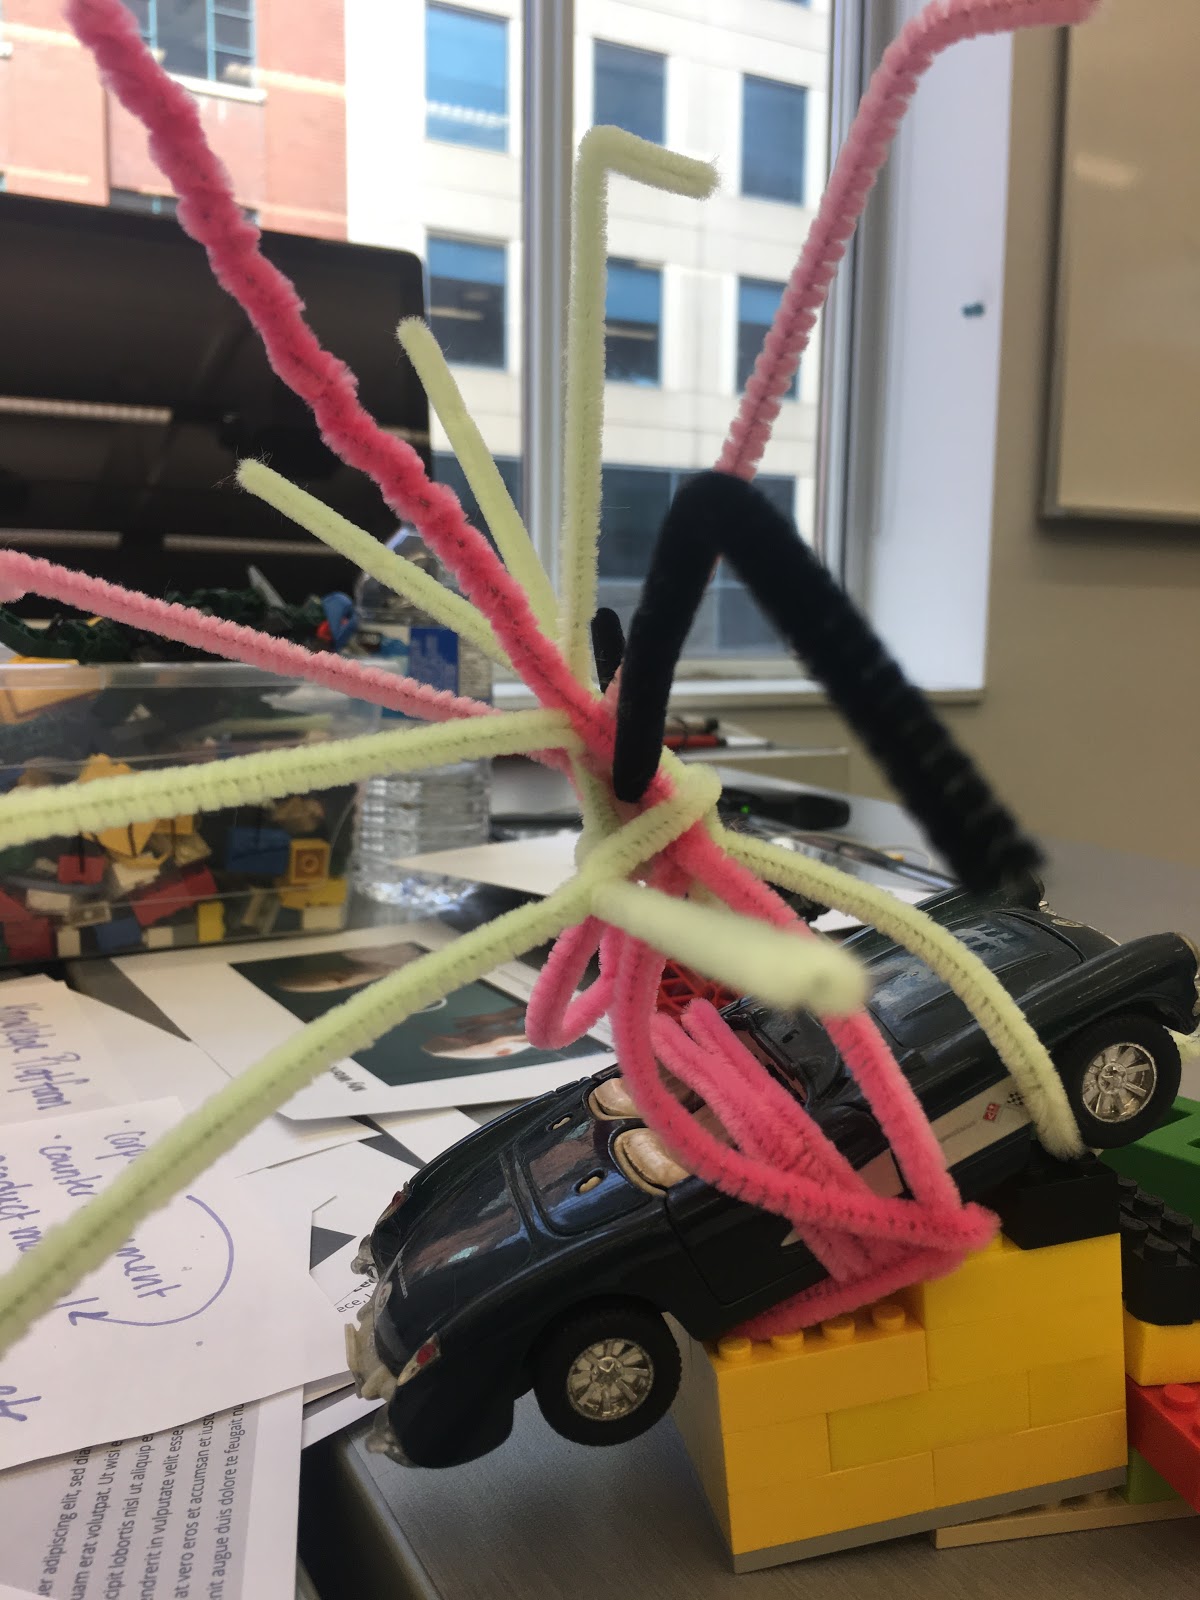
[232, 942, 604, 1086]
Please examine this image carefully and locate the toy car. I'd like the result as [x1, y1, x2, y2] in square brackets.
[347, 878, 1199, 1468]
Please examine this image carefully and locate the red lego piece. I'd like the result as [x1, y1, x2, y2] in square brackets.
[180, 865, 218, 903]
[58, 851, 106, 886]
[1126, 1377, 1200, 1511]
[131, 873, 193, 927]
[0, 886, 31, 923]
[656, 960, 738, 1021]
[5, 915, 55, 963]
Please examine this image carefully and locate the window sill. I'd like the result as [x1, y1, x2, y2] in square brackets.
[495, 677, 984, 712]
[0, 40, 12, 59]
[169, 72, 266, 106]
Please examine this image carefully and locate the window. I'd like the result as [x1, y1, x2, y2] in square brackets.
[598, 466, 797, 657]
[129, 0, 254, 86]
[737, 278, 797, 398]
[425, 4, 508, 152]
[605, 260, 661, 386]
[593, 41, 665, 144]
[741, 75, 807, 204]
[434, 451, 522, 537]
[427, 236, 507, 370]
[109, 189, 180, 218]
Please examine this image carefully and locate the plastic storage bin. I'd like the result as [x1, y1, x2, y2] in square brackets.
[0, 660, 378, 963]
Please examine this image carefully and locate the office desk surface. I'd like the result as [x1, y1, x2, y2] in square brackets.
[295, 787, 1200, 1600]
[303, 1394, 1198, 1600]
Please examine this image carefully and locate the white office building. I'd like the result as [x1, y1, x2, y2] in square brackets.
[346, 0, 828, 658]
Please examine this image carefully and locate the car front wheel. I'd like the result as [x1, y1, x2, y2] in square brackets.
[533, 1302, 681, 1447]
[1055, 1012, 1181, 1147]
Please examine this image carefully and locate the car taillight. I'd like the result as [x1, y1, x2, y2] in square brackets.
[376, 1183, 410, 1227]
[397, 1334, 441, 1388]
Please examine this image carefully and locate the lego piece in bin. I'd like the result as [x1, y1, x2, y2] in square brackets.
[55, 927, 82, 959]
[241, 888, 280, 936]
[132, 873, 195, 928]
[108, 857, 165, 896]
[278, 876, 348, 911]
[270, 795, 326, 836]
[224, 825, 291, 877]
[145, 926, 176, 950]
[0, 659, 94, 723]
[181, 865, 218, 902]
[0, 885, 32, 924]
[161, 830, 212, 869]
[197, 901, 225, 943]
[302, 904, 344, 933]
[285, 837, 331, 886]
[58, 850, 106, 886]
[25, 886, 79, 917]
[93, 915, 146, 956]
[65, 898, 112, 928]
[5, 916, 54, 963]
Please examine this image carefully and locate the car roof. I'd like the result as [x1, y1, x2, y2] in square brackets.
[864, 908, 1082, 1052]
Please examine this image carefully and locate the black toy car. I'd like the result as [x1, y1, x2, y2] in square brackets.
[347, 879, 1199, 1469]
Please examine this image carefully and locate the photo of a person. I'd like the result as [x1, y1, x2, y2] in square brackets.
[232, 941, 604, 1089]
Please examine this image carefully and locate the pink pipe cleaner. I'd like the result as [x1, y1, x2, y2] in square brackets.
[718, 0, 1100, 479]
[0, 550, 490, 725]
[46, 0, 1092, 1332]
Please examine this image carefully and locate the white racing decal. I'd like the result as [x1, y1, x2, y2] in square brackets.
[779, 1079, 1030, 1247]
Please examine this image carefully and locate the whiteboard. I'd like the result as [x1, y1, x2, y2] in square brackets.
[1047, 0, 1200, 522]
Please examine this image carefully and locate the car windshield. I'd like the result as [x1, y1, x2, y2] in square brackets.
[867, 913, 1077, 1050]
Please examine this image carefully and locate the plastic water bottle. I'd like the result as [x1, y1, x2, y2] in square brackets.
[350, 525, 492, 912]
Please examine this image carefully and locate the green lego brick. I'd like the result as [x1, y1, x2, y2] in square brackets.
[1125, 1446, 1185, 1507]
[1103, 1098, 1200, 1224]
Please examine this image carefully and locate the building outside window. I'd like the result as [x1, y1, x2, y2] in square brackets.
[425, 3, 509, 152]
[593, 40, 665, 144]
[128, 0, 254, 86]
[427, 236, 507, 370]
[741, 73, 807, 203]
[109, 189, 180, 218]
[434, 451, 522, 531]
[737, 278, 798, 398]
[598, 466, 796, 654]
[605, 259, 661, 386]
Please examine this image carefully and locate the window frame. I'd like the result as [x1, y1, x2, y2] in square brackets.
[510, 0, 1008, 704]
[131, 0, 255, 87]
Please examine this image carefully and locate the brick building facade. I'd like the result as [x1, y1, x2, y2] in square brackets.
[0, 0, 347, 239]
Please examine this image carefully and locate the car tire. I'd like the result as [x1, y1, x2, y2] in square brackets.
[532, 1302, 681, 1447]
[1054, 1013, 1181, 1148]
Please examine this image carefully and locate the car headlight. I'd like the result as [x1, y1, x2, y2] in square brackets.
[396, 1333, 441, 1388]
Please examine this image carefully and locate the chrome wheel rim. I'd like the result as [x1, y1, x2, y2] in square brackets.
[565, 1337, 654, 1421]
[1081, 1043, 1157, 1124]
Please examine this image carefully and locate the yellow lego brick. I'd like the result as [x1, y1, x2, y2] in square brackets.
[285, 837, 331, 886]
[724, 1411, 830, 1492]
[1028, 1352, 1127, 1426]
[728, 1452, 935, 1556]
[278, 876, 348, 911]
[925, 1292, 1123, 1389]
[933, 1409, 1126, 1506]
[709, 1303, 927, 1434]
[829, 1371, 1030, 1470]
[902, 1233, 1121, 1330]
[1123, 1309, 1200, 1387]
[196, 901, 225, 943]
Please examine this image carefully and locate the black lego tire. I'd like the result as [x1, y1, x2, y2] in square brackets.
[1054, 1012, 1181, 1148]
[532, 1301, 681, 1448]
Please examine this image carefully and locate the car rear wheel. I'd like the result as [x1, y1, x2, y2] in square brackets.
[1055, 1013, 1181, 1147]
[533, 1302, 681, 1447]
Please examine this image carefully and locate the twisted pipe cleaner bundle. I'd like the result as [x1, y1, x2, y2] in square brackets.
[0, 0, 1094, 1360]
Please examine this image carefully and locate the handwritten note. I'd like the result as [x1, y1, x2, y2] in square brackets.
[0, 979, 127, 1128]
[0, 1100, 346, 1473]
[0, 1393, 303, 1600]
